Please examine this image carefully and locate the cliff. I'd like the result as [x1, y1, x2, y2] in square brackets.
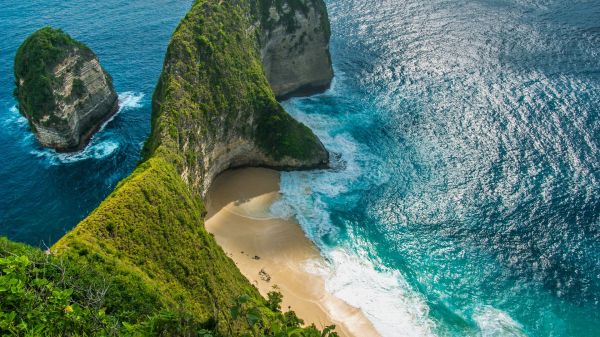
[14, 27, 118, 152]
[257, 0, 334, 98]
[144, 0, 330, 196]
[1, 1, 335, 336]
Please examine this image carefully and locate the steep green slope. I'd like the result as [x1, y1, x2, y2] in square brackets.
[2, 0, 334, 336]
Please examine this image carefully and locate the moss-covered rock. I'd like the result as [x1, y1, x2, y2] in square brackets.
[145, 0, 329, 196]
[14, 27, 118, 151]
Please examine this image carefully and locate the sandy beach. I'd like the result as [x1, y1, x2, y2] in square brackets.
[205, 168, 381, 337]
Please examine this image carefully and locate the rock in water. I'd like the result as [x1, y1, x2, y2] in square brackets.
[13, 27, 118, 152]
[258, 0, 334, 99]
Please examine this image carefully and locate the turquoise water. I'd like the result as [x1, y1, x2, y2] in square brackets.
[279, 1, 600, 336]
[1, 1, 599, 336]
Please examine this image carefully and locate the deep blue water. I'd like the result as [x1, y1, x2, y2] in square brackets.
[0, 0, 192, 246]
[1, 1, 599, 336]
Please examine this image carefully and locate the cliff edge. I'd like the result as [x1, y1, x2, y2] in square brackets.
[14, 27, 118, 151]
[145, 0, 330, 195]
[257, 0, 334, 98]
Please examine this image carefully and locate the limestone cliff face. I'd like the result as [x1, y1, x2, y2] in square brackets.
[14, 28, 118, 152]
[258, 0, 333, 98]
[146, 0, 330, 196]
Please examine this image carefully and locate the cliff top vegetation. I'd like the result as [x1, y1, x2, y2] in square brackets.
[13, 27, 93, 123]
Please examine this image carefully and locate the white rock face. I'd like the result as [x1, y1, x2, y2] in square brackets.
[22, 48, 118, 151]
[259, 0, 334, 98]
[191, 135, 328, 196]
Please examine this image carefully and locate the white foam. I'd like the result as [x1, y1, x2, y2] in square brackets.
[27, 92, 145, 165]
[273, 105, 437, 336]
[473, 306, 527, 337]
[32, 140, 120, 165]
[6, 105, 29, 127]
[276, 188, 438, 336]
[324, 248, 437, 337]
[97, 91, 145, 134]
[118, 91, 145, 110]
[4, 105, 35, 145]
[276, 195, 438, 336]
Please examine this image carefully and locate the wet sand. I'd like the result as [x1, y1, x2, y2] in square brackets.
[205, 168, 381, 337]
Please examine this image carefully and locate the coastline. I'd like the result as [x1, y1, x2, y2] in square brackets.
[205, 168, 381, 337]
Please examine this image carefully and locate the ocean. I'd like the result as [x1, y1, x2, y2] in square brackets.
[1, 0, 599, 336]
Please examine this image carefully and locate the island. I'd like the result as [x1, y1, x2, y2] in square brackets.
[13, 27, 118, 152]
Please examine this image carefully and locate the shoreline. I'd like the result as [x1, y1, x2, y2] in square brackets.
[205, 168, 381, 337]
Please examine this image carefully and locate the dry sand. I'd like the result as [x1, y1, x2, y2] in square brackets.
[205, 168, 381, 337]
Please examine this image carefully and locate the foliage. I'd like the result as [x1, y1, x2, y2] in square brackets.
[4, 1, 336, 336]
[228, 294, 339, 337]
[0, 238, 200, 336]
[266, 290, 283, 312]
[13, 27, 92, 123]
[0, 251, 100, 336]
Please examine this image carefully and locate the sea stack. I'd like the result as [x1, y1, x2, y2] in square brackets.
[258, 0, 334, 99]
[13, 27, 118, 152]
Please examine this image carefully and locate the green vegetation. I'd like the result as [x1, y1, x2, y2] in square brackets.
[144, 0, 326, 179]
[13, 27, 92, 123]
[0, 238, 176, 336]
[1, 236, 337, 336]
[3, 1, 333, 336]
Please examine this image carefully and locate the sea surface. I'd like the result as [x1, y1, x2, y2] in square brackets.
[1, 1, 599, 336]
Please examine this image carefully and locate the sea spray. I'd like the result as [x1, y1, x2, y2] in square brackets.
[27, 92, 144, 165]
[275, 100, 437, 336]
[472, 306, 527, 337]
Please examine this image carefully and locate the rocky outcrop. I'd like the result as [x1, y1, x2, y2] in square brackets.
[258, 0, 334, 99]
[146, 0, 330, 196]
[14, 27, 118, 152]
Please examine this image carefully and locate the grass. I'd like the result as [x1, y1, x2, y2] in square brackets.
[3, 1, 335, 336]
[53, 156, 263, 335]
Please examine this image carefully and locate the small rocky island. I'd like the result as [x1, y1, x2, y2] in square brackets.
[13, 27, 118, 152]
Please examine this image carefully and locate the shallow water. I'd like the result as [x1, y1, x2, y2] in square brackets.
[279, 0, 600, 336]
[1, 0, 599, 336]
